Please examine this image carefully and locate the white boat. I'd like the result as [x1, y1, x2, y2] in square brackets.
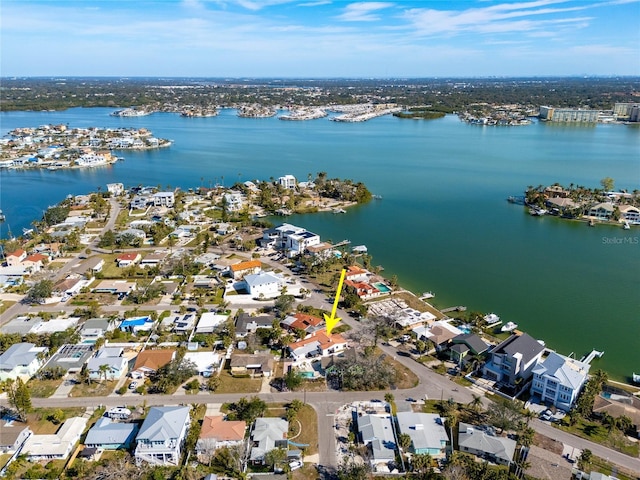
[501, 321, 518, 332]
[529, 206, 548, 216]
[332, 208, 346, 214]
[633, 373, 640, 384]
[623, 221, 630, 230]
[483, 313, 501, 326]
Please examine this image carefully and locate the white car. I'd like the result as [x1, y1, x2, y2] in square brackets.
[289, 461, 303, 471]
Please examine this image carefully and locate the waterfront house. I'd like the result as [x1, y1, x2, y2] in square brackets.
[0, 419, 32, 454]
[345, 265, 369, 282]
[242, 272, 285, 299]
[278, 174, 297, 189]
[0, 342, 48, 382]
[235, 312, 275, 337]
[249, 417, 288, 464]
[116, 252, 142, 268]
[530, 351, 590, 411]
[135, 406, 190, 466]
[593, 392, 640, 438]
[230, 259, 262, 280]
[344, 279, 384, 300]
[287, 330, 348, 364]
[87, 347, 128, 381]
[396, 412, 448, 460]
[230, 352, 274, 377]
[588, 202, 615, 220]
[449, 333, 489, 366]
[412, 321, 463, 352]
[106, 183, 124, 196]
[21, 253, 46, 273]
[223, 191, 245, 212]
[357, 414, 397, 472]
[273, 223, 321, 257]
[306, 242, 335, 260]
[545, 197, 580, 214]
[457, 423, 516, 466]
[196, 416, 246, 457]
[619, 205, 640, 223]
[131, 349, 176, 378]
[22, 417, 88, 461]
[84, 416, 138, 450]
[482, 333, 545, 390]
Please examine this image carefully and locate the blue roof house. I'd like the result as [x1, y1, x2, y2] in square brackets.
[85, 417, 138, 450]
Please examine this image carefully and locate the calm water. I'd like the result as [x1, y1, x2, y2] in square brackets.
[1, 108, 639, 380]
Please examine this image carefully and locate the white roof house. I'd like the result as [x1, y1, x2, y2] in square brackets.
[357, 414, 396, 472]
[22, 417, 88, 461]
[530, 351, 590, 411]
[242, 272, 284, 299]
[86, 347, 128, 381]
[196, 312, 229, 334]
[0, 342, 48, 382]
[184, 352, 223, 377]
[396, 412, 448, 459]
[135, 406, 191, 466]
[249, 417, 289, 463]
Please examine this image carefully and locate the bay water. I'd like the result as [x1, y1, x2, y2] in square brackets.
[1, 108, 638, 380]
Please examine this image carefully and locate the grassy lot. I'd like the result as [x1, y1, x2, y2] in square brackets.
[215, 369, 262, 394]
[71, 380, 117, 397]
[386, 355, 419, 389]
[0, 454, 12, 472]
[28, 407, 86, 434]
[420, 400, 444, 414]
[585, 456, 637, 480]
[27, 378, 63, 398]
[556, 420, 639, 457]
[264, 403, 318, 456]
[0, 301, 16, 315]
[293, 464, 320, 480]
[48, 261, 66, 269]
[70, 292, 115, 306]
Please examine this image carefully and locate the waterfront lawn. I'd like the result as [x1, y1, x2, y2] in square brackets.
[557, 419, 639, 457]
[215, 369, 262, 394]
[27, 378, 62, 398]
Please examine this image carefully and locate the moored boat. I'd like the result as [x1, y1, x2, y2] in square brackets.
[633, 373, 640, 384]
[501, 321, 518, 332]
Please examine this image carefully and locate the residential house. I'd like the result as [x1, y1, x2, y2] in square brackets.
[21, 253, 47, 273]
[87, 347, 128, 381]
[545, 197, 580, 214]
[131, 349, 176, 378]
[119, 315, 154, 333]
[116, 253, 142, 268]
[214, 223, 235, 236]
[235, 312, 275, 337]
[84, 417, 138, 450]
[196, 416, 246, 457]
[412, 321, 463, 352]
[588, 202, 615, 220]
[357, 414, 396, 472]
[5, 249, 27, 267]
[530, 351, 590, 411]
[79, 317, 115, 343]
[306, 242, 335, 260]
[194, 252, 222, 267]
[196, 312, 229, 334]
[457, 423, 516, 466]
[0, 342, 48, 381]
[482, 333, 545, 390]
[152, 192, 175, 208]
[106, 183, 125, 196]
[249, 417, 288, 464]
[593, 393, 640, 438]
[53, 276, 91, 296]
[82, 256, 105, 274]
[345, 265, 369, 283]
[281, 312, 324, 337]
[192, 275, 218, 289]
[450, 333, 489, 367]
[223, 191, 245, 212]
[619, 205, 640, 223]
[140, 252, 167, 269]
[22, 417, 88, 461]
[184, 352, 223, 377]
[287, 330, 348, 364]
[135, 406, 190, 466]
[230, 259, 262, 280]
[396, 412, 448, 460]
[167, 313, 197, 333]
[230, 352, 274, 377]
[278, 174, 297, 189]
[273, 223, 320, 257]
[344, 279, 384, 300]
[242, 272, 284, 299]
[93, 279, 136, 295]
[394, 308, 437, 329]
[0, 419, 32, 454]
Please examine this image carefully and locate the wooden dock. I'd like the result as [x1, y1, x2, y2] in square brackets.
[441, 305, 467, 313]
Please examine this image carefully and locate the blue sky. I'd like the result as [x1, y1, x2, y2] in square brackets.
[2, 0, 639, 77]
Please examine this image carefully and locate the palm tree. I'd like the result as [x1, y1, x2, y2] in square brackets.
[99, 364, 111, 384]
[468, 394, 483, 415]
[523, 408, 536, 425]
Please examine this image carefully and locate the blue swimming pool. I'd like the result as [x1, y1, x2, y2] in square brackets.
[373, 282, 391, 293]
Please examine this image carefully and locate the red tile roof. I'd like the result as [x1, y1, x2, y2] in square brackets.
[7, 249, 25, 257]
[117, 253, 139, 261]
[230, 260, 261, 272]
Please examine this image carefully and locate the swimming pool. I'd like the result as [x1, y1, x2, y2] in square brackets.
[373, 282, 391, 293]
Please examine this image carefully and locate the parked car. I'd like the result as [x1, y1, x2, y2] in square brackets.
[128, 381, 138, 390]
[289, 461, 303, 471]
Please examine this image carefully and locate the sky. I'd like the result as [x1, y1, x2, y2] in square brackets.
[1, 0, 639, 77]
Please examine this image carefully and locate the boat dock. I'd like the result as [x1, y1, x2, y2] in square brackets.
[580, 349, 604, 364]
[507, 195, 526, 205]
[441, 305, 467, 313]
[334, 239, 351, 247]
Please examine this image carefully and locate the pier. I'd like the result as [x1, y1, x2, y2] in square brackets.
[441, 305, 467, 313]
[334, 239, 351, 247]
[581, 349, 604, 364]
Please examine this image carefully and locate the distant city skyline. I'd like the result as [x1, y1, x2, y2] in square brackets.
[1, 0, 639, 77]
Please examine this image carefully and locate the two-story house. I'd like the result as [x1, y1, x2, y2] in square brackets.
[530, 351, 590, 411]
[0, 343, 48, 381]
[482, 333, 545, 390]
[135, 406, 190, 466]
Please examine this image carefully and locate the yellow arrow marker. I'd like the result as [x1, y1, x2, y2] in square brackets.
[324, 269, 346, 335]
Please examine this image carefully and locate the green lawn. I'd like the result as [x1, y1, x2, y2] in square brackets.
[557, 419, 639, 457]
[27, 378, 62, 398]
[71, 380, 117, 397]
[28, 407, 86, 434]
[215, 370, 262, 394]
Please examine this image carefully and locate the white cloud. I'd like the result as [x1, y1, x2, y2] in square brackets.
[337, 2, 395, 22]
[298, 1, 331, 6]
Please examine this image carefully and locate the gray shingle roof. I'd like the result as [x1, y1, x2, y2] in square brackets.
[496, 333, 544, 364]
[137, 406, 190, 442]
[458, 423, 516, 463]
